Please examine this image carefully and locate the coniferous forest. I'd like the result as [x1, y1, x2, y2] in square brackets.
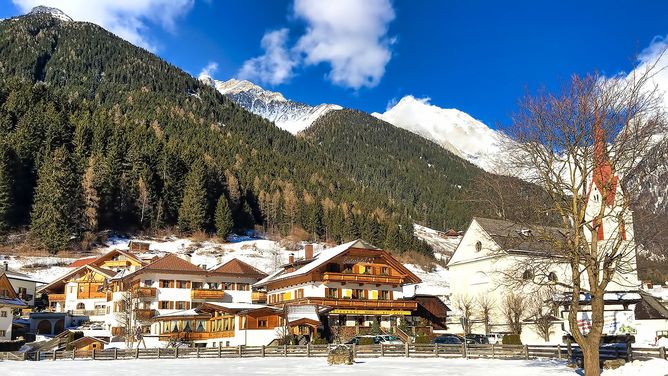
[0, 12, 542, 256]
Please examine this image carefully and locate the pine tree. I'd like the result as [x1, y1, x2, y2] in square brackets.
[81, 154, 100, 233]
[178, 161, 208, 233]
[214, 194, 233, 239]
[30, 147, 78, 253]
[0, 144, 11, 236]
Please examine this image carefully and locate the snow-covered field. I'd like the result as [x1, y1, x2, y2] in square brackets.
[0, 358, 572, 376]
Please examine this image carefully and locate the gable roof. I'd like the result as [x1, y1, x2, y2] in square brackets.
[210, 258, 267, 279]
[2, 268, 45, 284]
[255, 239, 421, 286]
[94, 249, 146, 265]
[0, 273, 27, 307]
[634, 291, 668, 320]
[473, 217, 567, 256]
[68, 257, 98, 268]
[38, 264, 116, 293]
[131, 253, 206, 274]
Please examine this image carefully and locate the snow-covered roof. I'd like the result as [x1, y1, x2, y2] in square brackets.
[205, 302, 268, 310]
[3, 269, 45, 284]
[155, 309, 202, 318]
[257, 240, 375, 286]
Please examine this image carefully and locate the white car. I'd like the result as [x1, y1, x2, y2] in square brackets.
[375, 335, 403, 345]
[486, 334, 503, 344]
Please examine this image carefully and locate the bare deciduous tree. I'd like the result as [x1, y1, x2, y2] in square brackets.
[476, 294, 495, 335]
[526, 288, 558, 342]
[501, 52, 667, 375]
[501, 292, 527, 335]
[454, 294, 475, 334]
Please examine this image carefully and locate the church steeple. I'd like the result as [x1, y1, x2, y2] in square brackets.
[591, 114, 618, 208]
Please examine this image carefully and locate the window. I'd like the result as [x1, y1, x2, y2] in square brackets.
[296, 289, 304, 299]
[378, 290, 391, 300]
[175, 301, 189, 310]
[159, 301, 170, 309]
[258, 319, 268, 328]
[192, 282, 204, 289]
[0, 311, 7, 317]
[143, 280, 153, 287]
[326, 288, 338, 299]
[76, 303, 85, 309]
[522, 269, 534, 280]
[475, 241, 482, 252]
[548, 272, 558, 282]
[237, 283, 249, 291]
[241, 316, 246, 329]
[380, 267, 389, 276]
[0, 289, 7, 298]
[176, 280, 190, 289]
[0, 330, 5, 337]
[223, 282, 234, 290]
[160, 280, 172, 288]
[209, 282, 219, 289]
[352, 289, 365, 300]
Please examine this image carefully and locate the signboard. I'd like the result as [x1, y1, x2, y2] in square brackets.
[330, 309, 411, 316]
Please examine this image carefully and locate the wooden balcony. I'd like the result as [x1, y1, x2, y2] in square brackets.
[133, 287, 157, 298]
[191, 289, 227, 300]
[290, 297, 417, 311]
[323, 272, 404, 285]
[251, 291, 267, 303]
[161, 331, 234, 340]
[102, 260, 131, 267]
[48, 293, 66, 302]
[135, 308, 156, 320]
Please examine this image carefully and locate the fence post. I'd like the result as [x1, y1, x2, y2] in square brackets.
[557, 344, 562, 359]
[72, 349, 76, 360]
[461, 343, 466, 358]
[283, 344, 287, 358]
[307, 343, 311, 358]
[566, 341, 572, 359]
[114, 348, 118, 360]
[92, 348, 96, 360]
[524, 345, 529, 360]
[135, 347, 139, 359]
[196, 346, 200, 358]
[239, 345, 243, 358]
[261, 345, 265, 358]
[491, 344, 495, 359]
[37, 351, 41, 361]
[218, 342, 222, 358]
[157, 348, 160, 359]
[380, 343, 384, 357]
[52, 350, 57, 361]
[352, 344, 357, 359]
[405, 342, 409, 358]
[174, 347, 178, 359]
[435, 343, 439, 357]
[659, 347, 666, 360]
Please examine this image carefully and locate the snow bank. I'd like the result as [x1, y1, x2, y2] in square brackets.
[601, 359, 668, 376]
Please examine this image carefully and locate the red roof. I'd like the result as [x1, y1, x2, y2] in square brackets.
[141, 253, 205, 273]
[211, 258, 267, 278]
[67, 257, 97, 268]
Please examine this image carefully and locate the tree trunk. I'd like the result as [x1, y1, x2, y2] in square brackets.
[582, 343, 600, 376]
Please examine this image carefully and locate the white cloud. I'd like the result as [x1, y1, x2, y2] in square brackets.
[293, 0, 395, 89]
[237, 0, 396, 89]
[199, 61, 219, 78]
[632, 35, 668, 110]
[238, 28, 297, 86]
[12, 0, 195, 51]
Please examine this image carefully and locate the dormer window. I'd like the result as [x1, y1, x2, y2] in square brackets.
[475, 241, 482, 253]
[548, 272, 558, 282]
[519, 229, 532, 237]
[522, 269, 534, 280]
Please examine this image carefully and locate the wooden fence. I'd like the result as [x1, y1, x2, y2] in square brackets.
[1, 343, 666, 362]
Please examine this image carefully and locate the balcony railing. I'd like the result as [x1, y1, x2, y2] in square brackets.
[160, 331, 234, 340]
[132, 287, 157, 298]
[71, 308, 106, 316]
[48, 293, 66, 302]
[251, 292, 267, 303]
[288, 297, 417, 311]
[135, 308, 156, 320]
[323, 272, 404, 285]
[191, 289, 227, 300]
[103, 260, 131, 267]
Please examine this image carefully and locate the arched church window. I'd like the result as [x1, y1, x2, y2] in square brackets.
[475, 241, 482, 252]
[522, 269, 533, 280]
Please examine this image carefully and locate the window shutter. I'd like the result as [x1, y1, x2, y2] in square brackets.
[169, 301, 174, 309]
[370, 290, 378, 300]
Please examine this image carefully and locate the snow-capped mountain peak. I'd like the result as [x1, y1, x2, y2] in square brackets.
[28, 6, 72, 22]
[372, 95, 511, 173]
[200, 76, 342, 134]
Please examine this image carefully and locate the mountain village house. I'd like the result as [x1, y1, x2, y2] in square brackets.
[0, 273, 27, 340]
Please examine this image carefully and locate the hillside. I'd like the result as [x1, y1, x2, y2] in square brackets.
[0, 9, 513, 257]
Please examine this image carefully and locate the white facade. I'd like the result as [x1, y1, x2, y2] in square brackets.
[0, 306, 12, 340]
[4, 274, 41, 307]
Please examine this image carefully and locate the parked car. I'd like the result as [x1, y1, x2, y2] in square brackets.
[564, 334, 634, 368]
[346, 335, 375, 345]
[486, 333, 503, 344]
[375, 335, 403, 345]
[432, 334, 464, 345]
[465, 334, 489, 344]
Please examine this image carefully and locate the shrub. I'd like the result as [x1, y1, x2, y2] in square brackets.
[414, 334, 431, 344]
[358, 337, 374, 345]
[311, 337, 329, 345]
[502, 334, 522, 345]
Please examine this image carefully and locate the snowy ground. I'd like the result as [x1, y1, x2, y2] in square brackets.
[0, 358, 580, 376]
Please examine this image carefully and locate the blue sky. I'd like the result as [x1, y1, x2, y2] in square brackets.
[2, 0, 668, 127]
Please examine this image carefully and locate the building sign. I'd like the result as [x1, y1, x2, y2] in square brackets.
[341, 257, 376, 264]
[330, 309, 410, 316]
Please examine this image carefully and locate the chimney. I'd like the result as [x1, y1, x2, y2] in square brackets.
[288, 253, 294, 264]
[3, 261, 7, 271]
[304, 244, 313, 260]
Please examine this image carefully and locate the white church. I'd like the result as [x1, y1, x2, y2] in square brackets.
[447, 132, 668, 345]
